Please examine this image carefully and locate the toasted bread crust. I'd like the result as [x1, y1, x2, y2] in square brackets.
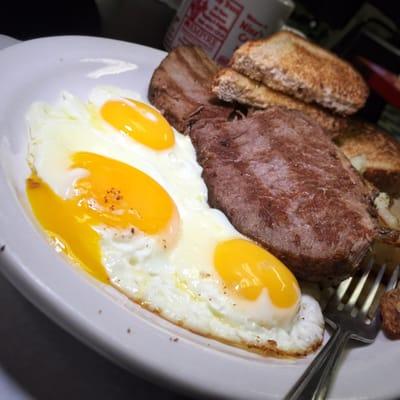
[212, 68, 348, 138]
[335, 121, 400, 196]
[230, 31, 368, 115]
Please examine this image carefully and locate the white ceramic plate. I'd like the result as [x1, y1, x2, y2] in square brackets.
[0, 36, 398, 400]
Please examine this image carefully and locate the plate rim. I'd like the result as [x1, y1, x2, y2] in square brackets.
[0, 35, 399, 400]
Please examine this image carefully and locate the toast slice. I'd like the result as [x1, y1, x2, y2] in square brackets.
[212, 68, 348, 138]
[335, 121, 400, 196]
[230, 31, 368, 115]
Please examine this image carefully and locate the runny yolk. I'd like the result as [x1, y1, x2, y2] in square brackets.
[70, 152, 176, 233]
[27, 176, 108, 282]
[214, 239, 299, 308]
[26, 152, 178, 282]
[101, 99, 175, 150]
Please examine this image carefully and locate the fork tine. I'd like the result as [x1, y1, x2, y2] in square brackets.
[386, 265, 399, 291]
[359, 264, 386, 318]
[344, 259, 374, 312]
[336, 277, 353, 301]
[369, 265, 400, 322]
[326, 277, 353, 311]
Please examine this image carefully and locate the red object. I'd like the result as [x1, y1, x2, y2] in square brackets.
[356, 57, 400, 109]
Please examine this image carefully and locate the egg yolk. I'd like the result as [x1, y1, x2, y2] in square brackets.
[214, 239, 299, 308]
[27, 176, 108, 282]
[27, 152, 178, 282]
[70, 152, 176, 233]
[101, 99, 174, 150]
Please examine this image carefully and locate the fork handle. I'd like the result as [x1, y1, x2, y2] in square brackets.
[285, 327, 350, 400]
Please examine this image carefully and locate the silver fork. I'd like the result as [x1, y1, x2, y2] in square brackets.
[285, 262, 399, 400]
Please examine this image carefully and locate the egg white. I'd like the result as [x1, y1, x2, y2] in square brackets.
[26, 86, 324, 356]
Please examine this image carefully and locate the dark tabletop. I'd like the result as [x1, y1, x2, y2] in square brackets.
[0, 272, 193, 400]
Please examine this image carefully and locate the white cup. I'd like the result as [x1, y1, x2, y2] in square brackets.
[164, 0, 295, 65]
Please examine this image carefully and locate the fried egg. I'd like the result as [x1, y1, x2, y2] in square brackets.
[26, 86, 324, 356]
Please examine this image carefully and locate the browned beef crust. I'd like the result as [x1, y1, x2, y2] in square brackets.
[148, 46, 233, 133]
[189, 107, 379, 282]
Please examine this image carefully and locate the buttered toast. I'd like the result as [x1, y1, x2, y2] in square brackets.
[335, 121, 400, 196]
[212, 68, 348, 138]
[230, 31, 368, 115]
